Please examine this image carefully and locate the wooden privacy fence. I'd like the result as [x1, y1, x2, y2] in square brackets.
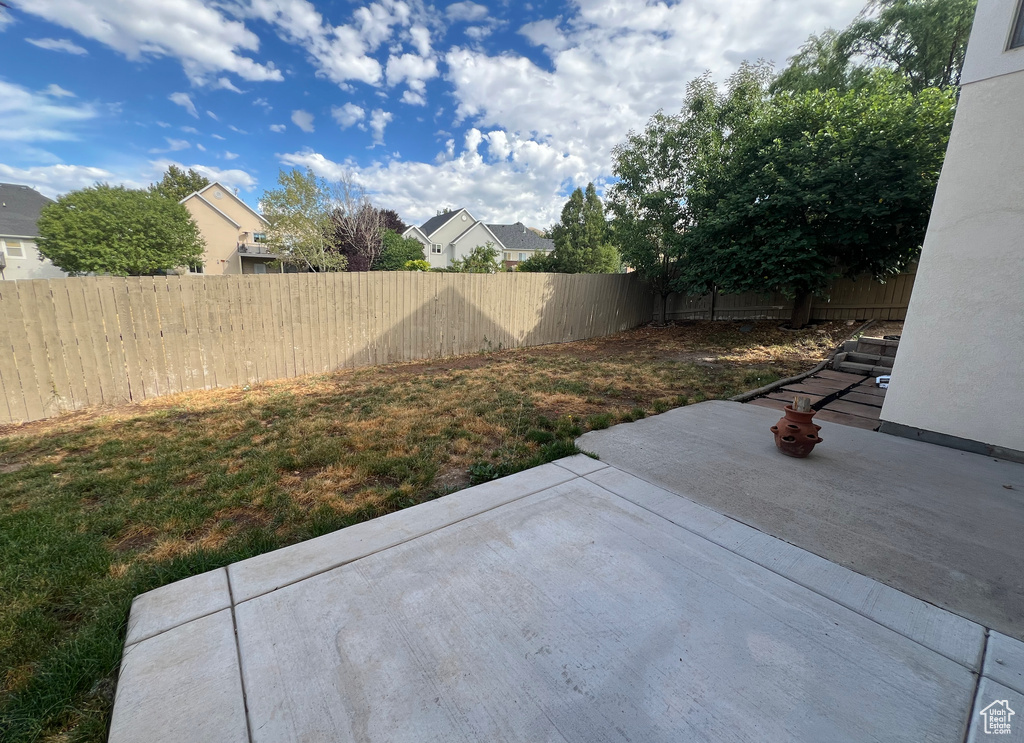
[660, 268, 917, 322]
[0, 272, 652, 424]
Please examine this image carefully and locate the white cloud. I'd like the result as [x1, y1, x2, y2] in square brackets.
[435, 0, 864, 224]
[0, 80, 97, 142]
[180, 126, 200, 134]
[0, 163, 138, 198]
[43, 84, 76, 98]
[291, 109, 315, 132]
[386, 52, 438, 104]
[215, 77, 243, 93]
[278, 131, 585, 227]
[26, 37, 88, 54]
[206, 110, 220, 121]
[331, 103, 365, 129]
[445, 2, 488, 22]
[196, 143, 207, 151]
[148, 137, 191, 153]
[223, 151, 239, 160]
[518, 19, 569, 52]
[270, 123, 287, 132]
[463, 25, 493, 41]
[253, 97, 272, 111]
[409, 24, 431, 56]
[156, 121, 171, 128]
[16, 0, 282, 85]
[211, 133, 226, 140]
[169, 92, 198, 118]
[148, 159, 257, 191]
[368, 108, 392, 146]
[228, 125, 248, 134]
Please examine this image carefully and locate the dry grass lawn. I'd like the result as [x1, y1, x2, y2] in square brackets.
[0, 319, 854, 742]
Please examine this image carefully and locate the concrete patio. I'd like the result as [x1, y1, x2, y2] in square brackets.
[109, 402, 1024, 743]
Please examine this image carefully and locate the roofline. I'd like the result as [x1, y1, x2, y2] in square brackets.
[192, 194, 241, 228]
[0, 234, 40, 240]
[451, 220, 506, 250]
[181, 182, 269, 225]
[419, 207, 470, 238]
[404, 225, 431, 242]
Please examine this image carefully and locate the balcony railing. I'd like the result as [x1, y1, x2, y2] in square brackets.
[237, 242, 276, 255]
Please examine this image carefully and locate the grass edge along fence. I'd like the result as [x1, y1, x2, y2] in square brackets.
[0, 272, 652, 424]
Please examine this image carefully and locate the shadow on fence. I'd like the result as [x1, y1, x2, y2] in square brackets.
[0, 272, 652, 425]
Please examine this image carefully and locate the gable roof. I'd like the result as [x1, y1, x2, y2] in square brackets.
[180, 182, 268, 225]
[416, 208, 468, 238]
[450, 220, 506, 249]
[486, 222, 554, 253]
[0, 183, 54, 238]
[191, 194, 241, 228]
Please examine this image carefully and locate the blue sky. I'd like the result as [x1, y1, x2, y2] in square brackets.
[1, 0, 864, 228]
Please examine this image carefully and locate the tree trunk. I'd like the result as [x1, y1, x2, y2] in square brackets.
[653, 292, 669, 326]
[790, 291, 813, 329]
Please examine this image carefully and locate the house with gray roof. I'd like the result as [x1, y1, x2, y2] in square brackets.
[0, 183, 68, 281]
[403, 208, 553, 269]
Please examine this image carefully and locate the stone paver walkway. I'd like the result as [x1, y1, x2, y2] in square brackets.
[747, 369, 885, 430]
[109, 402, 1024, 743]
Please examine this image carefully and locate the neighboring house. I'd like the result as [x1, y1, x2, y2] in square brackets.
[180, 182, 277, 275]
[880, 0, 1024, 457]
[403, 208, 553, 269]
[488, 222, 555, 269]
[0, 183, 69, 281]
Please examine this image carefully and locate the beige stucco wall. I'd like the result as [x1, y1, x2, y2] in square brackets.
[880, 66, 1024, 452]
[182, 185, 267, 275]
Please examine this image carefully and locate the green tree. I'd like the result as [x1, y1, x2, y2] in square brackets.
[608, 66, 766, 323]
[773, 0, 977, 94]
[449, 243, 502, 273]
[261, 168, 347, 272]
[550, 183, 619, 273]
[683, 72, 955, 327]
[404, 259, 431, 271]
[373, 230, 426, 270]
[149, 165, 211, 202]
[36, 184, 205, 276]
[515, 252, 556, 272]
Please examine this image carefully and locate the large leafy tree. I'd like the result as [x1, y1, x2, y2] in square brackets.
[261, 168, 348, 272]
[149, 165, 211, 202]
[773, 0, 977, 94]
[608, 66, 769, 323]
[36, 184, 205, 276]
[550, 183, 619, 273]
[373, 230, 426, 270]
[683, 72, 956, 327]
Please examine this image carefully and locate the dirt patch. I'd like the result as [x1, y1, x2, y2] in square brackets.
[111, 525, 158, 554]
[0, 462, 28, 475]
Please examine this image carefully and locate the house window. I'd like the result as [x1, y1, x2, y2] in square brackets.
[518, 253, 527, 262]
[1012, 1, 1024, 49]
[504, 252, 511, 261]
[189, 262, 204, 274]
[254, 263, 267, 274]
[253, 232, 267, 243]
[3, 240, 24, 258]
[431, 243, 443, 254]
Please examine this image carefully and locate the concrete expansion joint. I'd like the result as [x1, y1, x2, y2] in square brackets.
[226, 575, 255, 743]
[962, 630, 990, 743]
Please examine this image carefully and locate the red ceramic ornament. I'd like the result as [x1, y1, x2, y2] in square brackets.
[770, 405, 823, 458]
